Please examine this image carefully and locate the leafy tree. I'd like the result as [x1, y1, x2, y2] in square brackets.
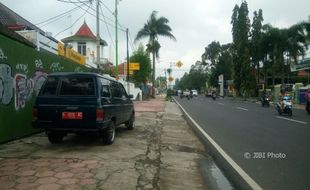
[251, 9, 264, 85]
[202, 41, 221, 67]
[231, 1, 254, 97]
[130, 44, 152, 86]
[175, 61, 208, 91]
[135, 11, 176, 96]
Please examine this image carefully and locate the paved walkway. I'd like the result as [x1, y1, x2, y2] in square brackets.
[0, 97, 207, 190]
[134, 96, 166, 113]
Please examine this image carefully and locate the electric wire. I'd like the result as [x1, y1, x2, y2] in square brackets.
[99, 4, 115, 48]
[53, 4, 91, 38]
[56, 0, 90, 4]
[77, 0, 117, 28]
[128, 30, 136, 51]
[99, 0, 114, 16]
[35, 6, 80, 26]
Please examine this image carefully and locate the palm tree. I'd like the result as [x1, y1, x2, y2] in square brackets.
[135, 11, 176, 96]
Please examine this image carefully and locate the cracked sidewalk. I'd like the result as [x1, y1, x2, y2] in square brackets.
[0, 97, 208, 190]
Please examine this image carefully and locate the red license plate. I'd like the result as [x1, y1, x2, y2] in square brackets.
[62, 112, 83, 120]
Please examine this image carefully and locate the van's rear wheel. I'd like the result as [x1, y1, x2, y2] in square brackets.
[125, 114, 135, 130]
[47, 132, 64, 144]
[103, 122, 115, 145]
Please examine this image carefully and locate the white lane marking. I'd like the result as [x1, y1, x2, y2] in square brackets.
[276, 116, 308, 125]
[208, 100, 212, 103]
[174, 98, 263, 190]
[237, 107, 249, 111]
[218, 103, 224, 106]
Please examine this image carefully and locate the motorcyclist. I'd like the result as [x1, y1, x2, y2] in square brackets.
[261, 90, 267, 100]
[279, 89, 286, 112]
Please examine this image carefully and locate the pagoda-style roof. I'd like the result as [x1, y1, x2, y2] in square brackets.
[61, 21, 107, 46]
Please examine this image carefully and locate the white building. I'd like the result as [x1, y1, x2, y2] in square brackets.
[61, 21, 108, 68]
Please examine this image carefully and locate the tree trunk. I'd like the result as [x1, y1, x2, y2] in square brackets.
[281, 62, 285, 85]
[152, 51, 156, 97]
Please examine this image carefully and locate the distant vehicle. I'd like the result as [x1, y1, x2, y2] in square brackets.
[211, 91, 217, 100]
[192, 90, 198, 97]
[183, 90, 191, 100]
[32, 72, 135, 145]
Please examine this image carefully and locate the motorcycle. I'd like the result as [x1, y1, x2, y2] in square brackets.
[275, 96, 293, 116]
[261, 95, 270, 107]
[212, 92, 216, 100]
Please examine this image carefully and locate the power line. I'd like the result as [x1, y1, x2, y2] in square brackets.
[128, 30, 136, 51]
[99, 0, 114, 16]
[36, 6, 83, 27]
[99, 4, 115, 48]
[53, 4, 91, 38]
[77, 0, 119, 29]
[75, 2, 126, 32]
[56, 0, 90, 4]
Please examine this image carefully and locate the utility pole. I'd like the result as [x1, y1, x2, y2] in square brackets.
[126, 28, 130, 94]
[96, 0, 100, 72]
[115, 0, 119, 79]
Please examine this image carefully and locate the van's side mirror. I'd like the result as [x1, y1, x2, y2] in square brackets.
[128, 94, 134, 99]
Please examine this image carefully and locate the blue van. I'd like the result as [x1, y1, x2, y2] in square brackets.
[32, 72, 135, 144]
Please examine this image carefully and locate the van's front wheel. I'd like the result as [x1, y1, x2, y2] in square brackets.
[125, 114, 135, 130]
[103, 122, 115, 145]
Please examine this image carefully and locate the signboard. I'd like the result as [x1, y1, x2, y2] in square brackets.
[290, 58, 310, 71]
[65, 48, 86, 65]
[57, 42, 65, 56]
[176, 61, 183, 68]
[129, 63, 140, 70]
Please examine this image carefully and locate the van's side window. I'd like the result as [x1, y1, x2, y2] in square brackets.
[40, 77, 58, 96]
[100, 78, 111, 97]
[111, 81, 121, 98]
[119, 84, 127, 98]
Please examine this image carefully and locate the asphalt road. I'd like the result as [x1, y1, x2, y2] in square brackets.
[175, 95, 310, 190]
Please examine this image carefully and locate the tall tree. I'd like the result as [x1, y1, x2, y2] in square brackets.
[202, 41, 221, 68]
[251, 9, 264, 85]
[135, 11, 176, 96]
[231, 1, 253, 97]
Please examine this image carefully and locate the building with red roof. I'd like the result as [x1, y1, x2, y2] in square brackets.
[61, 21, 108, 68]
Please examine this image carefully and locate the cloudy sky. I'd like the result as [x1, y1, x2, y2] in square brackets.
[1, 0, 310, 79]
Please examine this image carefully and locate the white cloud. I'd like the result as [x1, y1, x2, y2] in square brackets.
[1, 0, 310, 79]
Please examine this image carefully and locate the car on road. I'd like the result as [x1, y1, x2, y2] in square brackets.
[32, 72, 135, 145]
[192, 90, 198, 96]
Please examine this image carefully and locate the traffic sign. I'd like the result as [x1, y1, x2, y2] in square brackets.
[176, 61, 183, 68]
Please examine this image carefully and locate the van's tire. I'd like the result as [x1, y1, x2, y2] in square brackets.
[125, 114, 135, 130]
[103, 122, 115, 145]
[47, 132, 64, 144]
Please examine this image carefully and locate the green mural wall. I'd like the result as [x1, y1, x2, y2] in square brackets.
[0, 34, 91, 143]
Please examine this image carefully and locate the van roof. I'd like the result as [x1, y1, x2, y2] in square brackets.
[47, 72, 118, 82]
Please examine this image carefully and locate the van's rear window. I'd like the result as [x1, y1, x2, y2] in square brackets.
[59, 77, 95, 96]
[40, 77, 58, 96]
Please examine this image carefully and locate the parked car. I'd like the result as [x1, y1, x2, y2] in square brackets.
[32, 72, 135, 145]
[192, 90, 198, 96]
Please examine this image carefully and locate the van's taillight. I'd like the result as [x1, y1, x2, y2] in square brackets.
[96, 109, 104, 121]
[32, 108, 38, 120]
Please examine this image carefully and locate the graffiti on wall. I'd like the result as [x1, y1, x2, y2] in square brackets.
[0, 46, 86, 111]
[0, 64, 14, 105]
[0, 47, 49, 110]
